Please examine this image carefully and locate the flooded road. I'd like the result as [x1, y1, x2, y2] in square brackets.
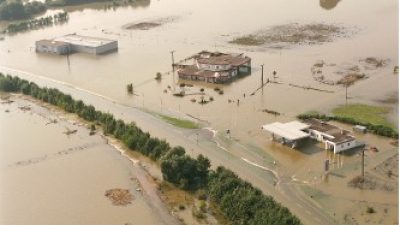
[0, 96, 180, 225]
[0, 0, 398, 224]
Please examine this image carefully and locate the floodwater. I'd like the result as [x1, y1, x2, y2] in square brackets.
[0, 97, 178, 225]
[0, 0, 398, 224]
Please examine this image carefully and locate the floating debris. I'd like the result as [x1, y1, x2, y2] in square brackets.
[336, 73, 366, 86]
[18, 105, 31, 111]
[0, 100, 14, 104]
[105, 188, 134, 206]
[230, 23, 347, 47]
[261, 109, 281, 116]
[288, 83, 334, 93]
[63, 127, 77, 135]
[45, 119, 57, 125]
[173, 90, 185, 97]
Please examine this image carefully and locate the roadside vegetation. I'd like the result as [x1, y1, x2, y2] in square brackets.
[5, 11, 68, 33]
[298, 105, 398, 138]
[0, 0, 148, 22]
[0, 0, 47, 20]
[0, 73, 302, 225]
[332, 104, 394, 128]
[158, 114, 200, 129]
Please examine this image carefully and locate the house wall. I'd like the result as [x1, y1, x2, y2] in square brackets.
[238, 62, 251, 74]
[35, 43, 71, 55]
[333, 140, 358, 154]
[309, 130, 325, 142]
[197, 62, 232, 71]
[70, 44, 96, 54]
[95, 41, 118, 54]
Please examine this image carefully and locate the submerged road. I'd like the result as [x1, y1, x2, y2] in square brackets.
[1, 66, 335, 225]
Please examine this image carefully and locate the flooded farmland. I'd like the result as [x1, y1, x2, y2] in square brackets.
[0, 0, 398, 224]
[0, 96, 180, 225]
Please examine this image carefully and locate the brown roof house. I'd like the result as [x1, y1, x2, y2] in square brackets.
[177, 51, 251, 83]
[304, 118, 360, 154]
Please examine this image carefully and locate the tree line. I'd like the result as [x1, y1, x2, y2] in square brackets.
[6, 11, 68, 33]
[298, 112, 398, 139]
[0, 0, 47, 20]
[0, 73, 302, 225]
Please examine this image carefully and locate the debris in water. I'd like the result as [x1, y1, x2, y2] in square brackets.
[261, 109, 281, 116]
[63, 127, 77, 135]
[18, 105, 31, 111]
[336, 73, 365, 86]
[230, 23, 348, 47]
[105, 188, 134, 206]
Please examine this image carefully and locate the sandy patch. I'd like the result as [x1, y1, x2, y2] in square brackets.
[229, 23, 348, 47]
[123, 16, 178, 30]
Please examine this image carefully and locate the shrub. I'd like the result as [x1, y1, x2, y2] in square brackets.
[366, 206, 375, 214]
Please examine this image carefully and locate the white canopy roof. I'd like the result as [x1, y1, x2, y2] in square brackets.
[262, 121, 310, 141]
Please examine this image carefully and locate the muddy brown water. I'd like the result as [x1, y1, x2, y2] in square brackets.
[0, 97, 180, 225]
[0, 0, 398, 224]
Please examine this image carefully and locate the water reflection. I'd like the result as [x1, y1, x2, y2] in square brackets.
[319, 0, 341, 10]
[63, 0, 151, 13]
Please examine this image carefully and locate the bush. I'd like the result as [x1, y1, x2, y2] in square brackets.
[297, 112, 398, 139]
[155, 72, 162, 80]
[366, 206, 375, 214]
[126, 83, 133, 94]
[197, 189, 207, 200]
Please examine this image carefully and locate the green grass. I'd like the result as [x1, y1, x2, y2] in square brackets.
[159, 114, 200, 129]
[332, 104, 394, 128]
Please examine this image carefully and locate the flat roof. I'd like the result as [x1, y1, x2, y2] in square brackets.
[262, 121, 310, 141]
[197, 54, 250, 66]
[53, 34, 116, 48]
[36, 39, 70, 47]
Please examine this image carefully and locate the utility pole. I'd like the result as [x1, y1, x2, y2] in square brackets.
[345, 82, 349, 105]
[170, 50, 175, 69]
[361, 147, 365, 179]
[66, 53, 71, 71]
[170, 50, 175, 91]
[260, 64, 264, 86]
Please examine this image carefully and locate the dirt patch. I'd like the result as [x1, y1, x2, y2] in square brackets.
[123, 16, 178, 30]
[361, 57, 388, 69]
[336, 73, 366, 85]
[373, 154, 398, 179]
[309, 59, 381, 86]
[125, 22, 161, 30]
[105, 188, 134, 206]
[348, 172, 396, 192]
[376, 93, 398, 104]
[229, 23, 347, 47]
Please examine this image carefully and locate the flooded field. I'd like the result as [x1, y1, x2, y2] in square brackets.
[0, 0, 398, 224]
[0, 95, 179, 225]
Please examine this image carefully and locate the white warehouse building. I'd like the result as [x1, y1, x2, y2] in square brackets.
[36, 34, 118, 55]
